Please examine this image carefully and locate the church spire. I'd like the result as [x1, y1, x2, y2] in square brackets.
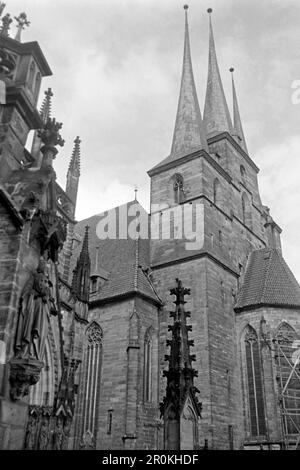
[71, 226, 91, 302]
[66, 136, 81, 211]
[31, 88, 53, 160]
[230, 68, 248, 153]
[171, 5, 208, 157]
[68, 136, 81, 176]
[203, 9, 233, 137]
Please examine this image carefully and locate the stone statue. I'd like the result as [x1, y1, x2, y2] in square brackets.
[37, 418, 49, 450]
[62, 420, 71, 450]
[53, 417, 64, 450]
[24, 415, 37, 450]
[15, 258, 58, 362]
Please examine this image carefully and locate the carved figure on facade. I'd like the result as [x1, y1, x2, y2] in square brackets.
[15, 258, 57, 362]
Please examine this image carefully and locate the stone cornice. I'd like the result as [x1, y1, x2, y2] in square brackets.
[1, 36, 52, 76]
[207, 132, 260, 173]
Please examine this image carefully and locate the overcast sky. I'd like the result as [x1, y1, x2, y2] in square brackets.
[8, 0, 300, 281]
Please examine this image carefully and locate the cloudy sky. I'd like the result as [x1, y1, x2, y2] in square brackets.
[8, 0, 300, 281]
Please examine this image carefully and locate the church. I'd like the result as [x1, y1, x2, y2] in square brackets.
[0, 3, 299, 450]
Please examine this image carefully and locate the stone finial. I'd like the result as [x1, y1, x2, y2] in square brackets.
[39, 118, 65, 150]
[0, 12, 12, 37]
[14, 12, 30, 42]
[0, 2, 6, 17]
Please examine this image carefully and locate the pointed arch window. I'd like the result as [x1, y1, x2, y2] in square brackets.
[181, 404, 199, 450]
[143, 328, 153, 402]
[34, 72, 41, 101]
[242, 192, 252, 228]
[240, 165, 246, 179]
[213, 178, 221, 206]
[244, 326, 266, 437]
[274, 323, 300, 435]
[28, 61, 35, 89]
[173, 174, 184, 204]
[82, 322, 103, 443]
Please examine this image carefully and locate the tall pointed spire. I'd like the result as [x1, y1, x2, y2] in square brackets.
[171, 5, 208, 157]
[71, 226, 91, 302]
[68, 136, 81, 176]
[203, 9, 233, 137]
[31, 88, 53, 160]
[230, 68, 248, 153]
[66, 136, 81, 210]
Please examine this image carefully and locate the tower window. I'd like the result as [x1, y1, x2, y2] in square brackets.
[34, 72, 41, 101]
[173, 174, 184, 204]
[28, 61, 35, 89]
[218, 230, 223, 246]
[143, 328, 153, 402]
[213, 178, 221, 205]
[244, 326, 266, 437]
[82, 322, 103, 442]
[240, 165, 246, 178]
[107, 410, 113, 435]
[242, 193, 252, 228]
[90, 277, 98, 293]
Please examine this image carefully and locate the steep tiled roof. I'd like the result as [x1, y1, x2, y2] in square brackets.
[235, 248, 300, 311]
[71, 201, 161, 304]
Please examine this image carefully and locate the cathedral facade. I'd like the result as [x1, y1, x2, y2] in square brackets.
[0, 4, 299, 450]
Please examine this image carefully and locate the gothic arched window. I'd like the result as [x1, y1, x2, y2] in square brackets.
[274, 323, 300, 435]
[240, 165, 246, 179]
[143, 327, 153, 402]
[81, 322, 103, 442]
[244, 326, 266, 437]
[181, 404, 199, 450]
[213, 178, 221, 205]
[173, 174, 184, 204]
[242, 193, 252, 228]
[34, 72, 41, 101]
[28, 61, 35, 89]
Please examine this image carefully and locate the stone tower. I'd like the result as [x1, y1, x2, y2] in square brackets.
[148, 6, 300, 449]
[0, 10, 51, 181]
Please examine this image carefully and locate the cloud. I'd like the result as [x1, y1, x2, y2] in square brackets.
[256, 135, 300, 282]
[8, 0, 300, 283]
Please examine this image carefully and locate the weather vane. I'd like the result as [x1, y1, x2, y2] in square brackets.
[14, 12, 30, 41]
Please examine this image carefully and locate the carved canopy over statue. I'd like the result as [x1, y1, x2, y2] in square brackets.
[15, 258, 58, 362]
